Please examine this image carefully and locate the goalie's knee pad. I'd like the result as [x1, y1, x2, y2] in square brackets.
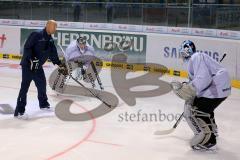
[184, 102, 215, 147]
[190, 117, 212, 147]
[71, 68, 82, 80]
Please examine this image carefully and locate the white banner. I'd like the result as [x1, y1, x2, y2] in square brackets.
[147, 34, 185, 70]
[167, 27, 191, 35]
[146, 34, 239, 79]
[84, 22, 112, 30]
[216, 30, 240, 40]
[143, 25, 168, 34]
[112, 24, 143, 32]
[1, 19, 240, 40]
[24, 20, 46, 27]
[191, 28, 217, 37]
[58, 21, 84, 29]
[0, 27, 20, 54]
[0, 19, 24, 26]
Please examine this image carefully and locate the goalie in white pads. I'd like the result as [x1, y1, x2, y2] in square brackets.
[65, 36, 95, 81]
[172, 40, 231, 151]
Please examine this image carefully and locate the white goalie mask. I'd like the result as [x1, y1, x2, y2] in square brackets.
[179, 40, 196, 61]
[77, 37, 87, 53]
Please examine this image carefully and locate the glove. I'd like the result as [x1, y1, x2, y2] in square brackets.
[81, 65, 88, 74]
[73, 59, 87, 69]
[58, 61, 68, 76]
[30, 57, 40, 72]
[81, 68, 86, 75]
[171, 81, 196, 101]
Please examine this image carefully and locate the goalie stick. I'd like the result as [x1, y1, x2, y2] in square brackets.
[154, 113, 184, 135]
[70, 74, 112, 108]
[220, 53, 226, 62]
[58, 44, 112, 108]
[90, 61, 104, 90]
[154, 53, 227, 135]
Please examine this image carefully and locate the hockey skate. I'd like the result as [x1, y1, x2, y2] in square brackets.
[40, 106, 54, 112]
[192, 142, 217, 152]
[192, 134, 217, 152]
[14, 112, 29, 120]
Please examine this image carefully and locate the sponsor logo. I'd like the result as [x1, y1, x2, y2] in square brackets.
[89, 24, 99, 28]
[163, 46, 221, 62]
[171, 28, 180, 33]
[190, 117, 202, 133]
[0, 34, 7, 48]
[118, 25, 127, 30]
[30, 21, 39, 25]
[194, 30, 204, 34]
[219, 31, 229, 36]
[2, 20, 11, 24]
[59, 23, 69, 27]
[222, 87, 231, 92]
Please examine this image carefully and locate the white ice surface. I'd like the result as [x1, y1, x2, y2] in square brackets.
[0, 59, 240, 160]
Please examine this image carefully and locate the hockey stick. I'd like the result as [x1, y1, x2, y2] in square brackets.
[154, 112, 184, 135]
[154, 53, 227, 135]
[58, 44, 112, 108]
[70, 75, 112, 108]
[220, 53, 226, 62]
[90, 61, 104, 90]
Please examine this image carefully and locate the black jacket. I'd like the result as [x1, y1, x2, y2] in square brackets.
[20, 28, 61, 68]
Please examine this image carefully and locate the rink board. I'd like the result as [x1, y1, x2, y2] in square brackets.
[0, 53, 239, 89]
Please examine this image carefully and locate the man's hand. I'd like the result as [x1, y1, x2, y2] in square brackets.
[30, 57, 40, 72]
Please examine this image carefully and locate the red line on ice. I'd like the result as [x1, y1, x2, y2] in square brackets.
[0, 84, 123, 160]
[45, 102, 97, 160]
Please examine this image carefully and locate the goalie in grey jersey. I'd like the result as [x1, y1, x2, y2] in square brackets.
[172, 40, 231, 151]
[64, 36, 95, 80]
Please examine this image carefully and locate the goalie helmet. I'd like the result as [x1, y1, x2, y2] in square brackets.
[179, 40, 196, 60]
[77, 36, 87, 45]
[77, 36, 87, 51]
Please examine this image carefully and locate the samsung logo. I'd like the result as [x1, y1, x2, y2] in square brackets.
[163, 46, 221, 62]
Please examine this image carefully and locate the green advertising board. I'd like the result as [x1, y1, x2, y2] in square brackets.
[20, 28, 147, 63]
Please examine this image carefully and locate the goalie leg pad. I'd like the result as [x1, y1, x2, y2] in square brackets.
[184, 102, 215, 147]
[71, 68, 83, 80]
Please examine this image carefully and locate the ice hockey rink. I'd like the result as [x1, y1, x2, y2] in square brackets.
[0, 59, 240, 160]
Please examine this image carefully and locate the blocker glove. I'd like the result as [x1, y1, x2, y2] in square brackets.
[30, 57, 40, 72]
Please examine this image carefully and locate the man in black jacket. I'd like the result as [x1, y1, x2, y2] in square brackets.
[14, 20, 64, 119]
